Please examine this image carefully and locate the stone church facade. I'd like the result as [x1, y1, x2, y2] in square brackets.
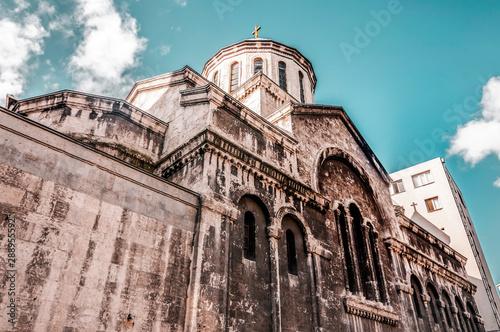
[0, 38, 485, 331]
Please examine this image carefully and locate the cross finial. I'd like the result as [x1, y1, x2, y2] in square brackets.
[411, 202, 418, 212]
[252, 26, 261, 38]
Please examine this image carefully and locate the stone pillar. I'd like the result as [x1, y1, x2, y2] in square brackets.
[345, 214, 362, 294]
[267, 226, 283, 332]
[307, 250, 321, 331]
[371, 230, 390, 304]
[421, 293, 432, 330]
[451, 305, 463, 332]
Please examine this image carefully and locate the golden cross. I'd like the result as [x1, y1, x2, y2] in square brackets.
[252, 26, 261, 38]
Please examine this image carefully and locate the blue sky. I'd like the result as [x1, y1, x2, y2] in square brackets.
[1, 0, 500, 289]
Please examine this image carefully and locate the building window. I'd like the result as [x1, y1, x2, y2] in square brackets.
[230, 62, 239, 92]
[337, 206, 356, 292]
[412, 170, 434, 188]
[389, 180, 405, 195]
[411, 276, 423, 319]
[427, 284, 441, 324]
[425, 197, 442, 212]
[368, 223, 386, 303]
[286, 230, 298, 275]
[213, 71, 219, 86]
[467, 302, 480, 332]
[254, 58, 263, 74]
[442, 291, 454, 329]
[350, 204, 372, 299]
[299, 71, 305, 103]
[244, 211, 256, 260]
[278, 61, 287, 92]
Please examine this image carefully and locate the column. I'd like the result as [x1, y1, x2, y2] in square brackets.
[267, 226, 283, 332]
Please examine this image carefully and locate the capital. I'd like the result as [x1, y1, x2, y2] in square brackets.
[267, 226, 283, 240]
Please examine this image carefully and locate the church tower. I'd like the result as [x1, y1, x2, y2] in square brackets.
[202, 37, 316, 117]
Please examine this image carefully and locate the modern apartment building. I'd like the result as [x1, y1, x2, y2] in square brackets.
[390, 157, 500, 331]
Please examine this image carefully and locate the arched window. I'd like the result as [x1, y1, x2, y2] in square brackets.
[427, 284, 441, 325]
[230, 62, 239, 92]
[213, 71, 219, 86]
[337, 206, 356, 292]
[442, 290, 454, 329]
[298, 71, 305, 103]
[278, 61, 287, 92]
[368, 223, 385, 302]
[254, 58, 263, 74]
[244, 211, 256, 260]
[350, 204, 371, 299]
[286, 229, 297, 275]
[410, 276, 423, 319]
[467, 302, 480, 332]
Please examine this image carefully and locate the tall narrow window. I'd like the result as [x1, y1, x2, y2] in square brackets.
[278, 61, 287, 92]
[299, 71, 305, 103]
[286, 230, 297, 275]
[254, 58, 263, 74]
[411, 276, 423, 319]
[368, 224, 385, 302]
[442, 291, 454, 329]
[427, 284, 440, 324]
[351, 204, 371, 299]
[337, 207, 356, 292]
[244, 211, 256, 260]
[213, 71, 219, 86]
[230, 62, 239, 92]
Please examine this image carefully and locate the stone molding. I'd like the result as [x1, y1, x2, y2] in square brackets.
[344, 296, 399, 326]
[160, 129, 330, 213]
[395, 281, 413, 295]
[397, 213, 468, 266]
[384, 237, 476, 294]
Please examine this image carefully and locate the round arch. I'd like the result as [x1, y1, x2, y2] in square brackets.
[274, 206, 314, 252]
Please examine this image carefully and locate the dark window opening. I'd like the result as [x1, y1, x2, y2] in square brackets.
[368, 224, 385, 302]
[278, 61, 287, 92]
[427, 284, 440, 324]
[299, 71, 305, 103]
[338, 207, 356, 292]
[351, 204, 370, 298]
[411, 276, 423, 319]
[286, 230, 298, 275]
[244, 211, 256, 260]
[442, 291, 454, 328]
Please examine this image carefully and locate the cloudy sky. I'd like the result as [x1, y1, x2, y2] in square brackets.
[1, 0, 500, 287]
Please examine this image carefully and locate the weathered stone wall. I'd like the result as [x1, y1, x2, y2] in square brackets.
[0, 109, 199, 331]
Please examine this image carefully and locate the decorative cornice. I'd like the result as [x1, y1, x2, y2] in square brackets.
[159, 129, 329, 213]
[384, 237, 476, 294]
[344, 296, 399, 326]
[397, 213, 468, 266]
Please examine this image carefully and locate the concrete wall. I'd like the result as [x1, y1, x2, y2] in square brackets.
[0, 108, 199, 331]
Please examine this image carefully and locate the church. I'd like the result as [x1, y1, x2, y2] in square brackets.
[0, 30, 486, 331]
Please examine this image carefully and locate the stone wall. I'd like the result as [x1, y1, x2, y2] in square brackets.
[0, 108, 199, 331]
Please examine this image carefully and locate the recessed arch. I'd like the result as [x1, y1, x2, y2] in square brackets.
[275, 206, 313, 251]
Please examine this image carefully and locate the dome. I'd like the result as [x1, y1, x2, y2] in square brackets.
[202, 38, 317, 109]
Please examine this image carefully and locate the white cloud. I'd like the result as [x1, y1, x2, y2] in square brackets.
[159, 45, 171, 56]
[48, 14, 75, 38]
[449, 76, 500, 187]
[0, 14, 48, 105]
[174, 0, 187, 7]
[37, 0, 55, 16]
[68, 0, 147, 97]
[494, 178, 500, 188]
